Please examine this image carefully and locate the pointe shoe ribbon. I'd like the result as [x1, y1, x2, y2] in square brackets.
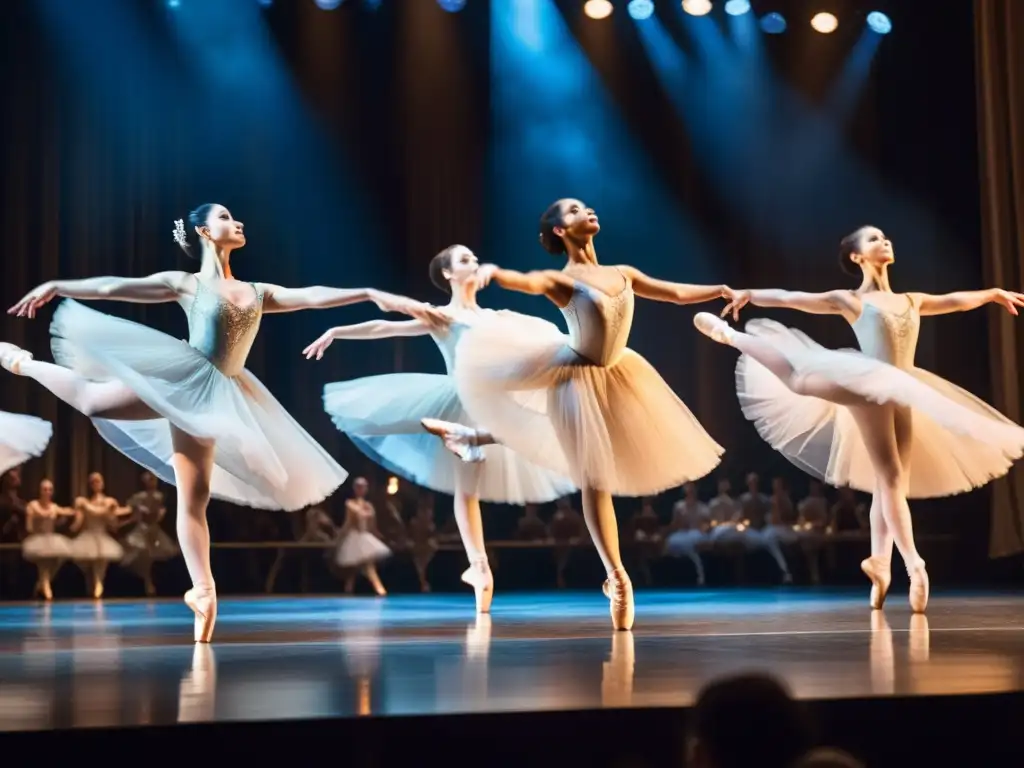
[602, 568, 635, 632]
[461, 558, 494, 614]
[184, 588, 218, 644]
[421, 418, 485, 463]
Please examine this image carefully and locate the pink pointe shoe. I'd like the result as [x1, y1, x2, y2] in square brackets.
[908, 560, 929, 614]
[421, 418, 485, 463]
[693, 313, 735, 345]
[860, 556, 892, 610]
[602, 568, 635, 631]
[0, 342, 32, 375]
[461, 557, 494, 614]
[184, 588, 218, 643]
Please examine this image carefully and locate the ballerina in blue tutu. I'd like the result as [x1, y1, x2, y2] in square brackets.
[304, 244, 575, 613]
[1, 203, 444, 641]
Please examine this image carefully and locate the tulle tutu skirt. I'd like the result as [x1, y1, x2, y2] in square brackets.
[336, 531, 391, 568]
[70, 531, 123, 562]
[664, 529, 706, 556]
[452, 314, 724, 496]
[736, 319, 1024, 498]
[50, 300, 347, 511]
[0, 411, 52, 475]
[122, 523, 179, 566]
[324, 373, 575, 504]
[22, 533, 72, 562]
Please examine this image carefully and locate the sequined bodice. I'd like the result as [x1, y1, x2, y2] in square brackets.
[79, 498, 115, 532]
[560, 273, 634, 366]
[187, 279, 264, 376]
[29, 503, 60, 534]
[851, 296, 919, 369]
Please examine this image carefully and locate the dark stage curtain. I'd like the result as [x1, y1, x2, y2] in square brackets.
[976, 0, 1024, 557]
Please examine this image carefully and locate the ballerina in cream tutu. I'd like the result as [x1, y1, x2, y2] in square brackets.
[0, 411, 52, 476]
[22, 477, 74, 601]
[423, 198, 731, 630]
[304, 244, 575, 612]
[68, 472, 131, 599]
[1, 203, 444, 640]
[334, 476, 390, 595]
[693, 225, 1024, 613]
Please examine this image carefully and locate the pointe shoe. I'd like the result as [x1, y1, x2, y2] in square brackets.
[92, 580, 104, 600]
[42, 581, 53, 601]
[908, 561, 929, 614]
[693, 313, 734, 345]
[184, 588, 218, 643]
[421, 418, 485, 463]
[861, 556, 892, 610]
[0, 342, 32, 374]
[602, 568, 635, 631]
[461, 558, 494, 614]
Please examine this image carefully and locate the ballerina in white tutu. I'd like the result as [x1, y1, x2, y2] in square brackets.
[334, 476, 390, 595]
[0, 411, 52, 477]
[68, 472, 131, 599]
[22, 477, 74, 601]
[122, 471, 179, 597]
[665, 482, 711, 586]
[1, 203, 444, 640]
[304, 244, 575, 612]
[693, 225, 1024, 612]
[424, 198, 732, 630]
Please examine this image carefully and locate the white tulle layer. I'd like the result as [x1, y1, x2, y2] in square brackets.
[49, 300, 347, 511]
[69, 531, 123, 562]
[736, 319, 1024, 499]
[324, 373, 575, 504]
[22, 533, 72, 562]
[453, 313, 724, 496]
[336, 531, 391, 567]
[0, 411, 52, 475]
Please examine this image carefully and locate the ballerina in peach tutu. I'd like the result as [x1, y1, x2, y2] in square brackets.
[304, 244, 575, 613]
[693, 225, 1024, 613]
[423, 198, 731, 630]
[1, 203, 443, 641]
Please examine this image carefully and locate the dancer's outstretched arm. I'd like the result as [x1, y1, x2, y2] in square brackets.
[258, 283, 440, 319]
[908, 288, 1024, 317]
[303, 318, 444, 360]
[721, 288, 861, 322]
[9, 272, 193, 318]
[474, 265, 576, 306]
[616, 265, 726, 305]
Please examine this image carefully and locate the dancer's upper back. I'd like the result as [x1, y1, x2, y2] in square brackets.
[560, 269, 634, 366]
[851, 294, 919, 369]
[186, 277, 264, 375]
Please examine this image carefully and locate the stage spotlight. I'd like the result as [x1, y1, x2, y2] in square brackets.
[760, 12, 786, 33]
[167, 0, 180, 8]
[724, 0, 750, 15]
[584, 0, 613, 19]
[682, 0, 712, 15]
[866, 11, 892, 34]
[257, 0, 274, 7]
[628, 0, 655, 20]
[437, 0, 466, 11]
[314, 0, 343, 10]
[810, 12, 838, 33]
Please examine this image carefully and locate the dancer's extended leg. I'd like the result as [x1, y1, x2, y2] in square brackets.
[170, 427, 218, 642]
[584, 486, 634, 631]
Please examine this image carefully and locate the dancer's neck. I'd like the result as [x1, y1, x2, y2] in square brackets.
[448, 281, 479, 311]
[856, 263, 892, 293]
[564, 238, 599, 267]
[198, 245, 234, 281]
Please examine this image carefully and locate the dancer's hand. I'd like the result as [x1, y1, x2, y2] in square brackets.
[472, 264, 498, 290]
[303, 329, 337, 361]
[720, 287, 750, 322]
[9, 281, 58, 319]
[991, 289, 1024, 316]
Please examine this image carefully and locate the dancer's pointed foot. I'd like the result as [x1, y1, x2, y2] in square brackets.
[861, 556, 891, 610]
[421, 418, 485, 463]
[184, 588, 218, 643]
[0, 342, 32, 375]
[461, 557, 494, 614]
[41, 580, 53, 601]
[92, 579, 104, 600]
[693, 313, 735, 345]
[908, 560, 929, 614]
[602, 567, 635, 631]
